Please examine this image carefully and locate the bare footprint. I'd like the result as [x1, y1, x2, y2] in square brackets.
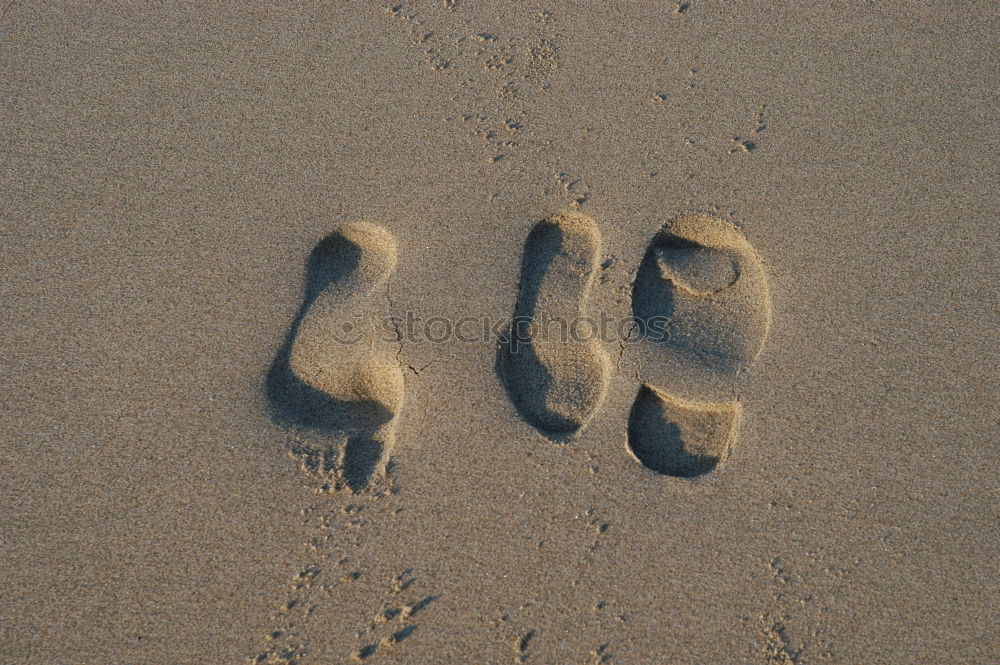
[267, 222, 403, 491]
[628, 214, 770, 477]
[498, 212, 610, 437]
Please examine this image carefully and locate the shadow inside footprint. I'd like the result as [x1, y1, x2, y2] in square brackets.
[266, 230, 396, 491]
[634, 235, 740, 335]
[497, 221, 556, 420]
[496, 222, 576, 436]
[496, 346, 570, 435]
[267, 311, 391, 492]
[632, 234, 681, 344]
[267, 331, 393, 433]
[627, 384, 740, 478]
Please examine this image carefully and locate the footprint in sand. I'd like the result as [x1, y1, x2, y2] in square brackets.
[628, 214, 771, 477]
[498, 212, 611, 437]
[627, 386, 741, 478]
[267, 222, 404, 492]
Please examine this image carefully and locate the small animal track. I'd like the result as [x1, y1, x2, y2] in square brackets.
[627, 384, 740, 478]
[250, 493, 435, 665]
[627, 214, 771, 478]
[498, 212, 611, 436]
[267, 222, 404, 492]
[348, 571, 436, 662]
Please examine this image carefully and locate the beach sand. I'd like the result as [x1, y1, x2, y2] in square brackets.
[2, 2, 997, 663]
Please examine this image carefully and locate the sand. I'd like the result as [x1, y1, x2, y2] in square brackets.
[2, 2, 998, 664]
